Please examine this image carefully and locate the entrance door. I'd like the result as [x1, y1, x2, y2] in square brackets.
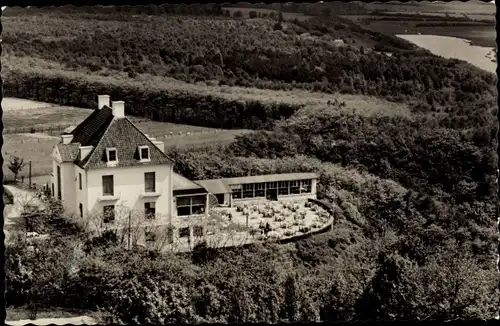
[215, 194, 225, 205]
[266, 188, 278, 201]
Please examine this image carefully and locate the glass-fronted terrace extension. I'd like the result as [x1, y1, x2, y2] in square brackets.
[230, 179, 313, 200]
[196, 172, 318, 205]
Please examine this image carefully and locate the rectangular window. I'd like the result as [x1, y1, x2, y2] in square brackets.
[176, 195, 207, 216]
[232, 190, 242, 199]
[278, 181, 289, 195]
[266, 181, 277, 189]
[57, 166, 61, 200]
[177, 196, 191, 206]
[191, 204, 205, 215]
[255, 182, 265, 197]
[278, 187, 289, 196]
[144, 172, 156, 192]
[242, 183, 254, 198]
[290, 180, 300, 194]
[79, 203, 83, 218]
[107, 149, 117, 162]
[79, 173, 82, 190]
[145, 202, 155, 219]
[140, 147, 150, 160]
[191, 195, 206, 215]
[300, 180, 312, 193]
[102, 175, 114, 196]
[231, 185, 242, 199]
[177, 206, 191, 216]
[103, 205, 115, 223]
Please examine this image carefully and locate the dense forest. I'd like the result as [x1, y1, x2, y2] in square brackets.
[3, 6, 499, 323]
[3, 11, 496, 128]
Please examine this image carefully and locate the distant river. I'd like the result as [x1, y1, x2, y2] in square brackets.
[396, 34, 497, 74]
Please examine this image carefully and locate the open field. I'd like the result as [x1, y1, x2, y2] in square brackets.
[3, 98, 93, 133]
[2, 134, 59, 180]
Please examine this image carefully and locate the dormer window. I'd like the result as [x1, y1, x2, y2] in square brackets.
[139, 146, 150, 161]
[106, 148, 118, 163]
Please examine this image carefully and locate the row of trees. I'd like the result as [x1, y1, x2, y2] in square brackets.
[3, 70, 301, 130]
[3, 4, 225, 17]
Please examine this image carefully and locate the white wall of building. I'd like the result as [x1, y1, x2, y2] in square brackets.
[86, 163, 173, 226]
[52, 160, 77, 216]
[74, 166, 88, 218]
[311, 179, 317, 196]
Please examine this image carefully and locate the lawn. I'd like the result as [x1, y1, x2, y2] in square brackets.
[3, 133, 59, 180]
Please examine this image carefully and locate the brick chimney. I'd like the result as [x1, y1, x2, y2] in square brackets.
[98, 95, 110, 109]
[112, 101, 125, 118]
[61, 134, 73, 144]
[152, 140, 165, 153]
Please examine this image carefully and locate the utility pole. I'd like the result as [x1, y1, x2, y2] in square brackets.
[28, 161, 32, 189]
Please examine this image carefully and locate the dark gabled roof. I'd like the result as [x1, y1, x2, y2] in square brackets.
[77, 116, 174, 169]
[61, 105, 173, 169]
[56, 143, 80, 162]
[71, 106, 114, 146]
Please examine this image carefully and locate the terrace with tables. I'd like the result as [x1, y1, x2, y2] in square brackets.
[207, 198, 332, 243]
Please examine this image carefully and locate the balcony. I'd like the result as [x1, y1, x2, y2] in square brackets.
[97, 192, 121, 202]
[140, 190, 162, 198]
